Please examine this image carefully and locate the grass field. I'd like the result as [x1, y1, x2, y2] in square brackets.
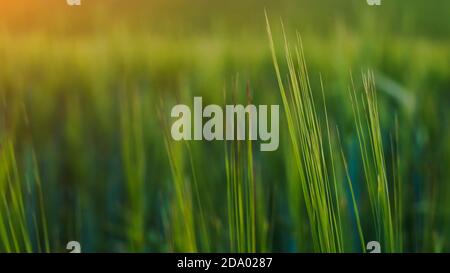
[0, 0, 449, 252]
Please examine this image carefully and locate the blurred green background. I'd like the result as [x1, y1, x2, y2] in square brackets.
[0, 0, 449, 252]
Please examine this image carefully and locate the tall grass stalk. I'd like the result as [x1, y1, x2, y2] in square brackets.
[225, 83, 256, 253]
[266, 15, 348, 252]
[160, 102, 198, 252]
[349, 71, 401, 252]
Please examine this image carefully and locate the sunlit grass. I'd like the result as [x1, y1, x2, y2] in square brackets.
[0, 6, 448, 252]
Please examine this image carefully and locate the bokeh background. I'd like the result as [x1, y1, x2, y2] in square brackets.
[0, 0, 449, 252]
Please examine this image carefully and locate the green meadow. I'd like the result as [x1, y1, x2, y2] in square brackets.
[0, 0, 449, 252]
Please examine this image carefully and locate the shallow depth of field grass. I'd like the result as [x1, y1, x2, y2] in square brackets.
[0, 0, 449, 252]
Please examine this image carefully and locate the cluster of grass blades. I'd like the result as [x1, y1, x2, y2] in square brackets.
[159, 98, 208, 252]
[225, 134, 256, 253]
[162, 138, 199, 252]
[159, 80, 270, 253]
[224, 83, 257, 253]
[348, 72, 403, 252]
[0, 138, 49, 253]
[224, 79, 272, 253]
[266, 13, 402, 253]
[266, 16, 348, 252]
